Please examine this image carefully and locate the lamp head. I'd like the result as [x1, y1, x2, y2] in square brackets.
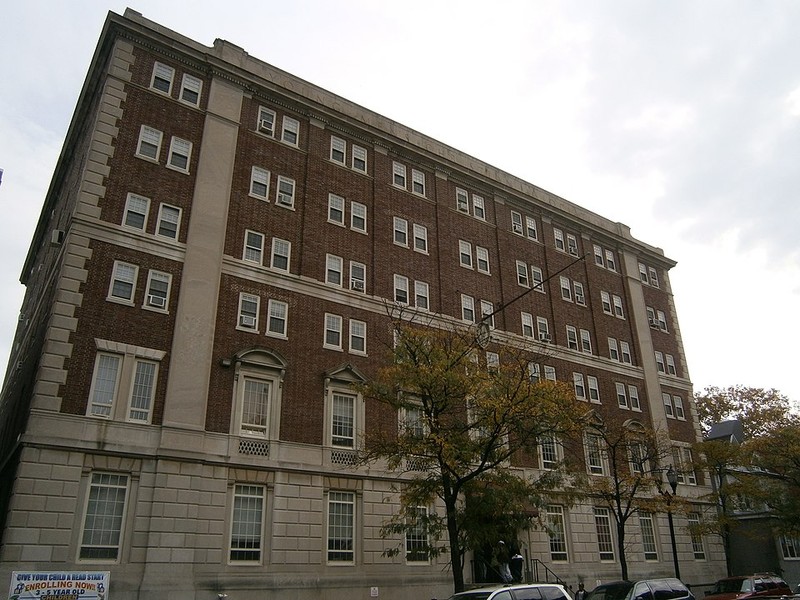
[666, 465, 678, 493]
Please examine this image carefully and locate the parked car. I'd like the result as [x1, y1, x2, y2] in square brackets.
[447, 583, 572, 600]
[704, 574, 791, 600]
[584, 578, 694, 600]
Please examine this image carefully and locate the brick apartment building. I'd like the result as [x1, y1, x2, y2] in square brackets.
[0, 9, 725, 600]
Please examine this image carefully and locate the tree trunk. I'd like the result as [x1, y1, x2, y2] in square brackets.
[445, 493, 465, 592]
[617, 520, 628, 581]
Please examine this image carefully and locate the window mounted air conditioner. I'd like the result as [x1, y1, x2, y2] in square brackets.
[259, 119, 273, 134]
[148, 295, 166, 308]
[351, 280, 364, 292]
[240, 315, 256, 328]
[50, 229, 65, 246]
[277, 193, 292, 206]
[569, 247, 578, 256]
[539, 333, 551, 342]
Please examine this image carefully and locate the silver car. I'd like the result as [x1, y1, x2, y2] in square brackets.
[448, 583, 572, 600]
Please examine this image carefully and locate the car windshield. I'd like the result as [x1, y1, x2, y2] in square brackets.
[587, 583, 634, 600]
[449, 592, 493, 600]
[712, 580, 746, 594]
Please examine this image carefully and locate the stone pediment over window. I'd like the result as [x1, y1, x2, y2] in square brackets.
[226, 347, 288, 385]
[324, 363, 367, 387]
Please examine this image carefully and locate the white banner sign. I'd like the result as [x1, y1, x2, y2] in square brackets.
[8, 571, 110, 600]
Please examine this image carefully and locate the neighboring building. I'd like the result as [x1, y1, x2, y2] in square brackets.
[706, 421, 800, 588]
[0, 9, 726, 600]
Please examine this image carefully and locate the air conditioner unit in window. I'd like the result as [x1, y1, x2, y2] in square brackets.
[277, 194, 292, 206]
[569, 247, 578, 256]
[148, 295, 166, 308]
[351, 280, 364, 291]
[240, 315, 256, 328]
[649, 318, 658, 327]
[512, 223, 523, 234]
[539, 333, 551, 342]
[575, 294, 585, 304]
[258, 119, 273, 134]
[50, 229, 65, 246]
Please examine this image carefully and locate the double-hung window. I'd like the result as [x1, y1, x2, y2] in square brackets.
[655, 351, 666, 373]
[281, 116, 299, 146]
[167, 136, 192, 172]
[411, 169, 425, 195]
[459, 240, 473, 268]
[620, 341, 632, 364]
[473, 195, 485, 220]
[594, 507, 615, 561]
[414, 281, 430, 310]
[230, 484, 265, 562]
[516, 261, 529, 287]
[588, 376, 600, 403]
[566, 326, 579, 351]
[461, 295, 475, 323]
[674, 396, 685, 420]
[136, 125, 162, 161]
[250, 167, 270, 199]
[688, 513, 706, 559]
[608, 338, 619, 361]
[156, 204, 181, 240]
[601, 291, 612, 314]
[537, 317, 550, 342]
[628, 386, 641, 411]
[180, 73, 202, 105]
[123, 193, 150, 230]
[394, 217, 408, 246]
[639, 512, 658, 560]
[258, 107, 276, 136]
[413, 224, 428, 253]
[586, 434, 605, 475]
[554, 228, 565, 251]
[393, 162, 407, 188]
[394, 274, 409, 304]
[238, 293, 260, 331]
[546, 506, 568, 562]
[531, 266, 544, 291]
[109, 261, 138, 304]
[666, 354, 677, 376]
[326, 255, 343, 287]
[328, 194, 345, 225]
[574, 373, 586, 400]
[349, 320, 367, 354]
[332, 393, 356, 448]
[612, 295, 625, 318]
[457, 188, 469, 213]
[526, 216, 538, 239]
[267, 300, 288, 337]
[350, 261, 366, 293]
[79, 472, 129, 560]
[243, 230, 265, 264]
[327, 491, 355, 563]
[276, 176, 295, 208]
[616, 383, 629, 408]
[406, 506, 429, 563]
[521, 313, 534, 338]
[605, 250, 617, 271]
[324, 314, 343, 350]
[663, 393, 675, 418]
[89, 354, 122, 418]
[351, 145, 367, 172]
[539, 435, 561, 470]
[330, 136, 346, 164]
[144, 270, 171, 311]
[511, 211, 524, 234]
[594, 245, 605, 267]
[151, 62, 174, 94]
[476, 246, 490, 274]
[271, 238, 291, 272]
[560, 276, 572, 301]
[351, 202, 367, 233]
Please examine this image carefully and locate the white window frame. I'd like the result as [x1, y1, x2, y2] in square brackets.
[250, 166, 270, 200]
[238, 293, 260, 332]
[330, 136, 346, 164]
[588, 376, 600, 404]
[546, 505, 568, 562]
[594, 507, 615, 561]
[229, 483, 265, 563]
[608, 338, 619, 361]
[405, 506, 430, 564]
[411, 169, 425, 196]
[393, 162, 407, 188]
[349, 319, 367, 355]
[108, 261, 138, 304]
[516, 261, 529, 287]
[605, 250, 617, 271]
[326, 254, 344, 287]
[655, 351, 666, 373]
[456, 188, 469, 213]
[167, 136, 192, 173]
[601, 291, 612, 314]
[620, 341, 632, 364]
[657, 310, 668, 332]
[328, 193, 345, 225]
[79, 472, 129, 561]
[243, 230, 265, 264]
[327, 490, 355, 564]
[123, 193, 150, 231]
[566, 326, 578, 351]
[554, 228, 565, 251]
[539, 435, 562, 470]
[459, 240, 473, 269]
[580, 329, 592, 354]
[616, 383, 629, 409]
[574, 373, 587, 401]
[472, 195, 485, 220]
[324, 314, 343, 350]
[544, 366, 557, 381]
[531, 266, 545, 291]
[351, 202, 367, 233]
[393, 217, 408, 247]
[688, 512, 706, 560]
[666, 354, 677, 376]
[281, 116, 299, 146]
[136, 125, 162, 162]
[350, 261, 366, 293]
[511, 211, 524, 235]
[593, 245, 604, 267]
[394, 274, 409, 304]
[151, 61, 174, 94]
[266, 299, 288, 338]
[521, 312, 534, 338]
[351, 144, 367, 173]
[649, 267, 660, 288]
[574, 281, 585, 305]
[560, 276, 572, 301]
[567, 234, 579, 256]
[639, 512, 659, 561]
[461, 294, 475, 323]
[525, 216, 538, 240]
[275, 175, 296, 209]
[586, 433, 606, 475]
[613, 295, 625, 318]
[258, 106, 276, 137]
[537, 317, 550, 342]
[413, 224, 428, 253]
[476, 246, 490, 274]
[674, 395, 685, 420]
[179, 73, 203, 105]
[270, 238, 291, 272]
[629, 386, 641, 411]
[144, 269, 171, 311]
[414, 280, 430, 310]
[663, 392, 675, 418]
[156, 204, 181, 240]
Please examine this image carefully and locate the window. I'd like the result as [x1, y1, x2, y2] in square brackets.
[554, 228, 565, 251]
[531, 266, 544, 291]
[573, 373, 586, 400]
[123, 193, 149, 230]
[620, 342, 632, 364]
[560, 276, 572, 301]
[546, 506, 568, 562]
[350, 261, 366, 292]
[649, 267, 660, 288]
[585, 434, 605, 476]
[639, 512, 658, 560]
[516, 261, 529, 287]
[657, 310, 668, 332]
[406, 506, 429, 563]
[639, 263, 649, 283]
[136, 125, 162, 161]
[594, 245, 604, 267]
[250, 166, 270, 199]
[588, 376, 600, 404]
[328, 194, 345, 225]
[349, 320, 367, 354]
[326, 255, 343, 287]
[267, 299, 288, 337]
[230, 484, 264, 562]
[414, 281, 430, 310]
[566, 326, 578, 351]
[413, 224, 428, 253]
[471, 195, 486, 220]
[332, 393, 355, 448]
[655, 351, 666, 373]
[605, 250, 617, 271]
[240, 378, 270, 437]
[608, 338, 619, 361]
[129, 362, 156, 423]
[647, 306, 657, 327]
[687, 513, 706, 559]
[666, 354, 677, 376]
[351, 145, 367, 173]
[612, 295, 624, 318]
[511, 211, 523, 234]
[180, 73, 202, 105]
[327, 491, 355, 563]
[456, 188, 469, 213]
[238, 293, 259, 331]
[574, 282, 586, 305]
[459, 240, 473, 268]
[393, 162, 407, 188]
[521, 313, 534, 338]
[601, 291, 612, 314]
[109, 261, 137, 303]
[629, 443, 647, 474]
[243, 230, 264, 264]
[151, 62, 174, 94]
[461, 295, 475, 323]
[544, 366, 557, 381]
[485, 351, 500, 372]
[663, 393, 675, 418]
[674, 396, 685, 420]
[674, 447, 697, 485]
[79, 472, 128, 560]
[567, 234, 579, 256]
[393, 217, 408, 246]
[528, 363, 540, 382]
[276, 176, 295, 208]
[480, 301, 494, 329]
[258, 106, 276, 136]
[281, 116, 299, 146]
[526, 216, 538, 240]
[351, 202, 367, 233]
[594, 507, 615, 561]
[628, 386, 641, 411]
[394, 274, 409, 304]
[271, 238, 291, 271]
[537, 317, 550, 342]
[580, 329, 592, 354]
[167, 136, 192, 172]
[156, 204, 180, 240]
[616, 383, 629, 409]
[324, 314, 343, 350]
[476, 246, 490, 273]
[411, 169, 425, 195]
[88, 354, 121, 418]
[330, 136, 346, 163]
[539, 435, 561, 470]
[780, 535, 799, 560]
[144, 270, 171, 311]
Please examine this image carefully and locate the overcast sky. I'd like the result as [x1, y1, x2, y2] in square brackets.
[1, 1, 798, 402]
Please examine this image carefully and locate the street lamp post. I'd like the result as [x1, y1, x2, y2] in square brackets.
[659, 465, 681, 580]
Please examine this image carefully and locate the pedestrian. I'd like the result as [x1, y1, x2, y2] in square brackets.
[575, 583, 588, 600]
[495, 540, 512, 583]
